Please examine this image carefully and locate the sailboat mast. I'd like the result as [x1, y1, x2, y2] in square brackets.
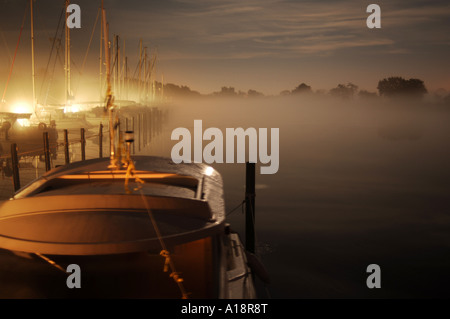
[67, 1, 71, 103]
[30, 0, 36, 112]
[102, 8, 117, 168]
[138, 38, 142, 103]
[99, 0, 103, 102]
[64, 0, 71, 105]
[122, 38, 125, 100]
[117, 35, 120, 100]
[114, 34, 119, 99]
[125, 56, 128, 100]
[143, 46, 147, 103]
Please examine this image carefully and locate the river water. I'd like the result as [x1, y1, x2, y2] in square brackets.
[149, 96, 450, 298]
[1, 96, 449, 298]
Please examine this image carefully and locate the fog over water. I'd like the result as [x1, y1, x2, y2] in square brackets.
[149, 95, 450, 298]
[1, 94, 448, 298]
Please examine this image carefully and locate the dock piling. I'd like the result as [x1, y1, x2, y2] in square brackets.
[99, 124, 103, 158]
[132, 116, 135, 154]
[43, 131, 51, 171]
[81, 128, 86, 161]
[64, 129, 70, 164]
[10, 143, 20, 192]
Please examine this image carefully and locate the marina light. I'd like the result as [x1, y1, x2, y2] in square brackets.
[16, 118, 31, 127]
[11, 101, 33, 114]
[64, 103, 81, 113]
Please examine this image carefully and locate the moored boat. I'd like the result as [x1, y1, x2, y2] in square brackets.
[0, 154, 257, 298]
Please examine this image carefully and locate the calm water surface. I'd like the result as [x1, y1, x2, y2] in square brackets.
[150, 96, 450, 298]
[1, 96, 449, 298]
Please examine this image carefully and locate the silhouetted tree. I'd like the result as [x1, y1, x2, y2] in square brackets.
[164, 83, 201, 97]
[377, 77, 427, 98]
[247, 89, 264, 97]
[214, 87, 237, 96]
[292, 83, 312, 94]
[329, 83, 358, 99]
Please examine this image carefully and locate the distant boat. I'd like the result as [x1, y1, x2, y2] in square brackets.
[0, 103, 58, 174]
[0, 0, 58, 165]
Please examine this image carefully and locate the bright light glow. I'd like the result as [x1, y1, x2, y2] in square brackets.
[64, 103, 81, 113]
[16, 119, 31, 127]
[205, 167, 214, 176]
[11, 101, 33, 114]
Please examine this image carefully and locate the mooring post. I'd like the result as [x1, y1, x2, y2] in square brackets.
[99, 123, 103, 158]
[138, 113, 141, 152]
[153, 109, 156, 137]
[153, 108, 157, 137]
[147, 112, 150, 145]
[80, 128, 86, 161]
[150, 111, 153, 141]
[143, 112, 147, 147]
[132, 116, 135, 154]
[43, 131, 51, 171]
[245, 162, 256, 253]
[158, 109, 162, 134]
[64, 129, 70, 164]
[149, 109, 152, 139]
[10, 143, 20, 192]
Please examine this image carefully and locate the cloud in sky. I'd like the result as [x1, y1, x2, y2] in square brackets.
[1, 0, 449, 94]
[109, 0, 449, 58]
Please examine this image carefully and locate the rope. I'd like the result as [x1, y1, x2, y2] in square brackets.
[38, 4, 65, 105]
[226, 199, 245, 216]
[139, 187, 189, 299]
[35, 253, 67, 274]
[123, 158, 189, 299]
[73, 7, 100, 97]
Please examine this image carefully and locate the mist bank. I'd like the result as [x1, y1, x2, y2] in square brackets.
[146, 93, 450, 298]
[153, 94, 450, 181]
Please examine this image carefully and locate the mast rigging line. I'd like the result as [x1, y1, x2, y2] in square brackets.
[38, 3, 65, 105]
[0, 28, 13, 63]
[73, 7, 101, 97]
[1, 2, 29, 103]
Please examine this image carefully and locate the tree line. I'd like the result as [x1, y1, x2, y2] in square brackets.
[160, 76, 450, 103]
[282, 77, 429, 100]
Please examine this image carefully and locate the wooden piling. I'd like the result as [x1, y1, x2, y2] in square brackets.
[143, 112, 147, 147]
[43, 131, 51, 171]
[149, 111, 152, 142]
[138, 113, 141, 152]
[81, 128, 86, 161]
[10, 143, 20, 192]
[99, 123, 103, 158]
[64, 129, 70, 164]
[245, 162, 256, 253]
[151, 108, 155, 138]
[132, 116, 135, 154]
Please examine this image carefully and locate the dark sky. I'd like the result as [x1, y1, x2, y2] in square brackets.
[0, 0, 449, 97]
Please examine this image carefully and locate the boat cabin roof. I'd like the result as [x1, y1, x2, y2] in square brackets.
[0, 156, 226, 255]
